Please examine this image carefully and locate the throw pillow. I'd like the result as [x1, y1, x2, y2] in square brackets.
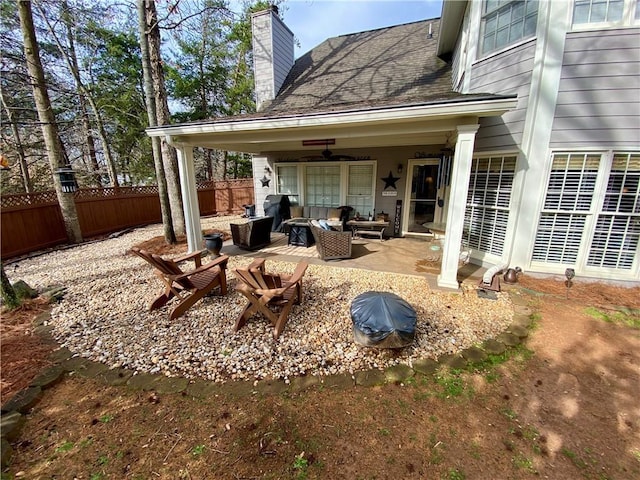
[327, 208, 341, 220]
[290, 206, 303, 218]
[318, 219, 332, 230]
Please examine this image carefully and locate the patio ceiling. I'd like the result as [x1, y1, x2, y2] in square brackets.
[147, 96, 518, 154]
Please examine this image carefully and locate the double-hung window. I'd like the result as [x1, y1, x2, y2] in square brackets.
[532, 152, 639, 275]
[481, 0, 538, 56]
[573, 0, 640, 27]
[276, 165, 299, 205]
[573, 0, 624, 24]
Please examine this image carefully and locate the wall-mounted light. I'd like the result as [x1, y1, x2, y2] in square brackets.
[264, 165, 272, 176]
[56, 165, 78, 193]
[397, 164, 403, 174]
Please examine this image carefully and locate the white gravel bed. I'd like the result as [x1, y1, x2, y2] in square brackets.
[9, 216, 514, 383]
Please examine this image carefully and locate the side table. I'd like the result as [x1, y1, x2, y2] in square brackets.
[346, 220, 389, 241]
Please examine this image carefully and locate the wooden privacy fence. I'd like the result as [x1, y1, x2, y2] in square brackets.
[1, 179, 254, 259]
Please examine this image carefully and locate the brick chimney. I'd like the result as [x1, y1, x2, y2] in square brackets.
[251, 5, 294, 112]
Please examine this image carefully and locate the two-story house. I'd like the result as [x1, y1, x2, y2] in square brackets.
[148, 1, 639, 287]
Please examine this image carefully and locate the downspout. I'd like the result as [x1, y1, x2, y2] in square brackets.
[166, 136, 202, 253]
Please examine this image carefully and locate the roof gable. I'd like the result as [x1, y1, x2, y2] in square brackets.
[263, 19, 459, 115]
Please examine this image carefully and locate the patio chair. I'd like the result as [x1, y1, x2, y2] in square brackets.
[309, 223, 352, 260]
[234, 258, 308, 339]
[130, 247, 229, 320]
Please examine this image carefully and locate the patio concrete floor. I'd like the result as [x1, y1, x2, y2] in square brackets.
[219, 232, 487, 291]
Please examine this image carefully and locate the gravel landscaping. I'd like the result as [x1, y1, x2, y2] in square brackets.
[9, 216, 515, 383]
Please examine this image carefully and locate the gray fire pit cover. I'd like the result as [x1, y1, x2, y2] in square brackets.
[350, 291, 416, 348]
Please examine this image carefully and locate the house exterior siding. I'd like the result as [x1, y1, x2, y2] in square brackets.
[271, 19, 294, 96]
[451, 0, 639, 281]
[469, 40, 536, 151]
[550, 28, 640, 149]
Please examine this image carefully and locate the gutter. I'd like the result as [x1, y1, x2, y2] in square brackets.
[146, 95, 518, 137]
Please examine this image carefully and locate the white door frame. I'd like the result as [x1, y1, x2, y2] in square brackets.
[402, 158, 444, 237]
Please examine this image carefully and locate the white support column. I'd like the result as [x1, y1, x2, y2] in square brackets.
[508, 0, 570, 268]
[437, 124, 479, 289]
[174, 144, 202, 253]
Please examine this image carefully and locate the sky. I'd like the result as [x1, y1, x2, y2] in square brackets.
[267, 0, 443, 58]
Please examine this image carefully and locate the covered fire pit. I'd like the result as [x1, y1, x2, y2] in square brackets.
[350, 291, 417, 348]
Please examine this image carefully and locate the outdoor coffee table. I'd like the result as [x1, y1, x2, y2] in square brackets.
[346, 220, 389, 241]
[287, 220, 315, 247]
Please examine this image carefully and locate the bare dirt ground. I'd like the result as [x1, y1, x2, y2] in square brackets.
[2, 241, 639, 479]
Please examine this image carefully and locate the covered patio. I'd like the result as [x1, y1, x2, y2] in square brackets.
[218, 223, 485, 289]
[148, 95, 517, 290]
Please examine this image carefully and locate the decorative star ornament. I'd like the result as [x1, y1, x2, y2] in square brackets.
[260, 175, 271, 187]
[381, 170, 400, 190]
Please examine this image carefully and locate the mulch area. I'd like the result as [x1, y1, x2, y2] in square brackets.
[2, 233, 638, 405]
[1, 298, 56, 404]
[133, 229, 230, 257]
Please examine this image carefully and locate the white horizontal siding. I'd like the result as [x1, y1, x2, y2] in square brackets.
[469, 40, 536, 151]
[550, 28, 640, 149]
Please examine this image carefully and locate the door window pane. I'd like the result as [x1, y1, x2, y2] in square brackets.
[408, 163, 439, 233]
[305, 165, 340, 207]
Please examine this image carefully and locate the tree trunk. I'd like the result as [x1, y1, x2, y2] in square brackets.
[78, 95, 102, 186]
[18, 0, 82, 243]
[223, 150, 229, 180]
[61, 1, 101, 187]
[137, 0, 176, 244]
[38, 0, 120, 188]
[144, 0, 185, 236]
[206, 148, 213, 181]
[0, 263, 20, 310]
[0, 89, 32, 193]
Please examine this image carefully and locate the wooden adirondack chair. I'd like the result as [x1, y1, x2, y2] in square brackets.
[130, 247, 229, 320]
[234, 258, 309, 339]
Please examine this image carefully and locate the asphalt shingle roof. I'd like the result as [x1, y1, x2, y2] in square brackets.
[262, 18, 469, 116]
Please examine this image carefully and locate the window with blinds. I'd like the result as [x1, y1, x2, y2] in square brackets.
[276, 165, 299, 205]
[463, 155, 516, 257]
[532, 153, 600, 264]
[587, 153, 640, 269]
[347, 164, 374, 216]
